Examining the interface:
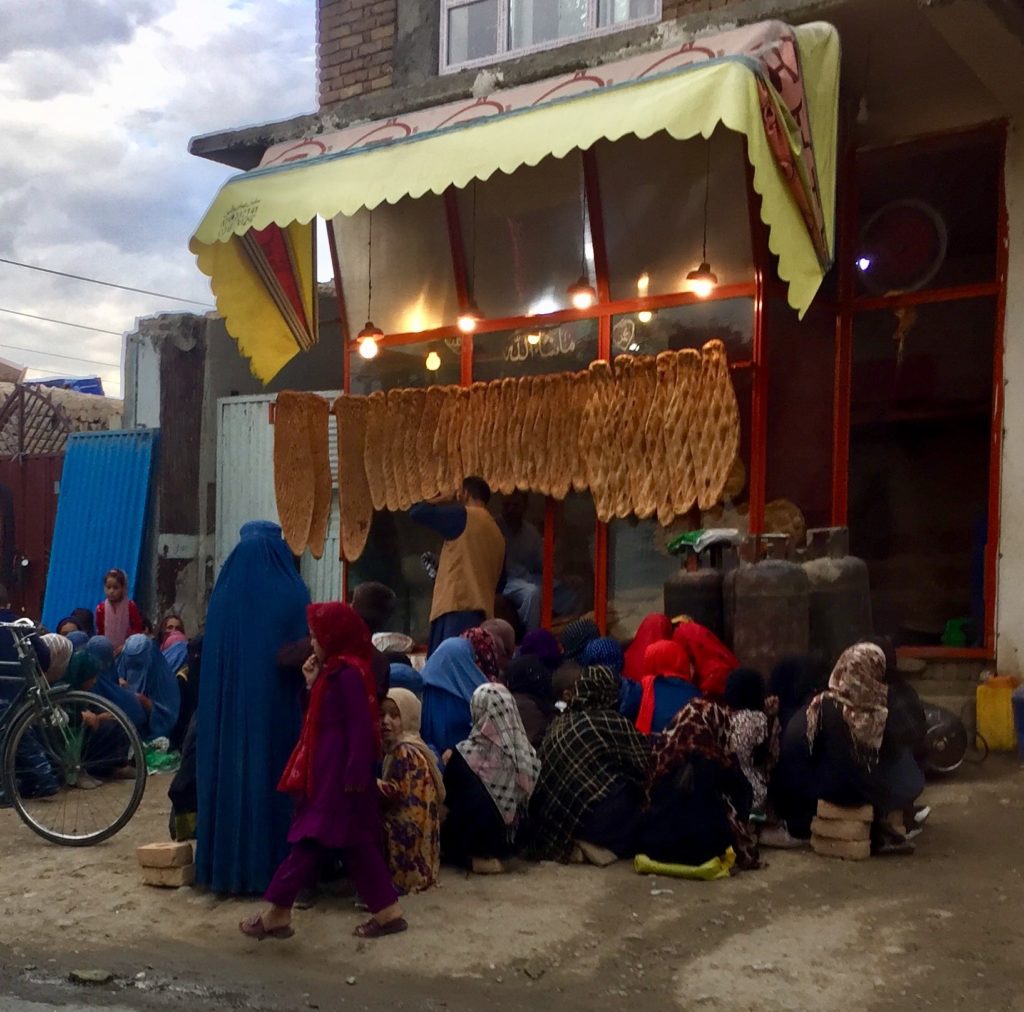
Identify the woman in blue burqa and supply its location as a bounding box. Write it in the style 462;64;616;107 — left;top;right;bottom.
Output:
196;521;310;895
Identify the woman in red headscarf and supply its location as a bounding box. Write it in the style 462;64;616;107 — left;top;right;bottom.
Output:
623;613;674;683
635;640;701;734
672;620;740;700
240;602;406;941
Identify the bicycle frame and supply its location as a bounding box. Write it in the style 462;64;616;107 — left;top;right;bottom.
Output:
0;621;68;743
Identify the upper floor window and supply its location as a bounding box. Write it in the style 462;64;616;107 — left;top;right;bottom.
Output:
441;0;661;73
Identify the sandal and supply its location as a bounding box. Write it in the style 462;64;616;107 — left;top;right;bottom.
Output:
353;916;408;939
239;914;295;941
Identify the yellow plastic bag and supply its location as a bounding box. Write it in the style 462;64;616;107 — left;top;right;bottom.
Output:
977;676;1020;752
634;847;736;881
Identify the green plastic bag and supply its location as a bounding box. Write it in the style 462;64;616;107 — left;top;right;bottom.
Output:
634;847;736;881
144;745;180;775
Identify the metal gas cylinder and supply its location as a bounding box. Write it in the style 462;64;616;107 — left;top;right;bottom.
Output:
724;535;810;677
663;537;736;641
802;527;873;669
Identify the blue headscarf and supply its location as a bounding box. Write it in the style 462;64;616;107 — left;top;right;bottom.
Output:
581;636;625;677
85;635;147;731
420;637;487;753
389;663;423;697
118;634;180;740
67;631;89;653
195;520;310;895
161;637;189;677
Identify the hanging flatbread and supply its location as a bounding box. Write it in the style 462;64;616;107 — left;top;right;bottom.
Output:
418;386;446;501
569;369;590;494
333;395;373;562
306;394;332;559
273;390;316;556
665;349;702;523
497;378;522;495
364;391;388;512
623;356;658;519
582;359;615;521
694;339;740;510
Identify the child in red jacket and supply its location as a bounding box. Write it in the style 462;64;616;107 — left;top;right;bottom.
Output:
95;568;144;652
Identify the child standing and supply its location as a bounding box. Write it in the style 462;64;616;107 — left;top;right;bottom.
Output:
95;569;144;652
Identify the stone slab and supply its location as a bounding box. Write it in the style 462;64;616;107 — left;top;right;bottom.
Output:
816;800;873;822
811;817;871;842
137;841;193;869
141;863;195;888
811;836;871;861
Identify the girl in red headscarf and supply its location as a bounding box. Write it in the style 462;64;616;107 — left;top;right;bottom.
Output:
623;613;674;683
634;640;701;734
240;602;406;941
672;620;740;700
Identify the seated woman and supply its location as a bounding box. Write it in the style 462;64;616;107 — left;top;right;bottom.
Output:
768;654;828;734
481;618;517;678
772;642;912;853
460;627;502;683
65;652;137;779
384;652;424;697
624;640;700;733
724;668;779;820
558;619;600;663
505;655;556;747
162;629;194;751
517;629;563;671
441;683;539;874
529;666;650;863
580;637;625;677
117;633;181;742
638;698;760;869
622;613;674;683
672;620;740;700
378;688;445;894
420;637;487;753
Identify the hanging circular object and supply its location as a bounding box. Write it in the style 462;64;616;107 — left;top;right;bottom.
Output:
457;301;481;334
526;332;542;346
425;350;441;371
858;199;947;295
357;320;382;359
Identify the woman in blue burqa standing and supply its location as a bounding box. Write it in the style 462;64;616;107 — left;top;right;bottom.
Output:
196;521;310;894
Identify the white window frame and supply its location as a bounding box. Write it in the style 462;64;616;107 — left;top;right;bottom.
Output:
439;0;662;75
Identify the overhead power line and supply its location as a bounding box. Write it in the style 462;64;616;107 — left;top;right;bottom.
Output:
0;306;122;336
0;343;119;369
0;256;214;308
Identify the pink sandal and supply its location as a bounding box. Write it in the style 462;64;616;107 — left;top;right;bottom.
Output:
353;916;408;939
239;914;295;941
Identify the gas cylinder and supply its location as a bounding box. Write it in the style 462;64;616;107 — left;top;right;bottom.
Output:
724;535;809;677
802;527;873;669
664;568;725;640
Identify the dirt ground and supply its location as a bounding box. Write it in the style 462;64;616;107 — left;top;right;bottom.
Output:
2;757;1023;1011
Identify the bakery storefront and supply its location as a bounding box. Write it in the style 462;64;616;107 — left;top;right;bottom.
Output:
190;18;1006;660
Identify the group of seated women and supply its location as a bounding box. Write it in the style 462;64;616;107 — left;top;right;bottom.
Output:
371;613;928;892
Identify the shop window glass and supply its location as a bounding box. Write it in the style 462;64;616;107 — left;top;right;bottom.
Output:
456;154;592;322
554;492;596;625
848;298;995;647
607;518;679;640
331;193;459;338
855;132;1001;296
349;511;439;640
472;319;598;382
596;129;754;302
349;338;462;395
510;0;587;49
611;298;753;361
765;297;836;531
446;0;501;65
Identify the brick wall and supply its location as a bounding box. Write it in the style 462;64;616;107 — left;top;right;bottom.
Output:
317;0;741;109
317;0;397;108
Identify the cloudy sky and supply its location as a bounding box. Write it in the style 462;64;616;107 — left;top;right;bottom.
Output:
0;0;317;397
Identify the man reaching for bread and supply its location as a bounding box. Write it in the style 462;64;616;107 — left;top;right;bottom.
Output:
411;476;506;656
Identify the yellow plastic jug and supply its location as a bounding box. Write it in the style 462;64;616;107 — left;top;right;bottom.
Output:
977;676;1020;751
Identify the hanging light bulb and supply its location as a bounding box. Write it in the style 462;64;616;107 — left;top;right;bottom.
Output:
357;210;382;359
357;320;382;359
425;350;441;371
457;301;481;334
686;262;719;299
638;310;653;324
526;331;542;346
567;275;597;310
687;139;719;300
637;272;650;294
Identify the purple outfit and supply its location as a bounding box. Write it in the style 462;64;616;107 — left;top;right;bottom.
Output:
264;662;397;913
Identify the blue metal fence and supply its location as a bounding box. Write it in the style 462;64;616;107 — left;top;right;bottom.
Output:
41;429;158;630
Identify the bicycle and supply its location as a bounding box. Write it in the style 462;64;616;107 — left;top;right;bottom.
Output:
0;619;147;845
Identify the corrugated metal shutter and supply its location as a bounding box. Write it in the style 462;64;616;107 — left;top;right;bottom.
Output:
216;393;342;601
42;429;157;628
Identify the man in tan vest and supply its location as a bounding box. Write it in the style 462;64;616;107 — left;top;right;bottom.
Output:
410;476;506;655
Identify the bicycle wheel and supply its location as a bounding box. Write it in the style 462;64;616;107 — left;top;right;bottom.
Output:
1;690;148;846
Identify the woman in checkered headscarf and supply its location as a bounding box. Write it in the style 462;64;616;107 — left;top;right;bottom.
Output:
441;682;539;872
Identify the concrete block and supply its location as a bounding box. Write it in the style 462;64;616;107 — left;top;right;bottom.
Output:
816;800;873;822
811;836;871;861
811;817;870;842
141;863;195;888
137;841;193;869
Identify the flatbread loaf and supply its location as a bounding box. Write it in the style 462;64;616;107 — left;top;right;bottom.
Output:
363;391;388;512
306;394;332;559
694;339;740;510
418;386;446;501
273;391;316;556
333;395;373;562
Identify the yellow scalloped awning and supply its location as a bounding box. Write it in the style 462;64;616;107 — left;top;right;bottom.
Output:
191;20;839;383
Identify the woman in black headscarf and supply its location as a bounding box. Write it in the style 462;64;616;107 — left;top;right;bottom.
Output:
505;655;556;748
